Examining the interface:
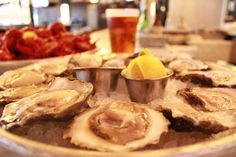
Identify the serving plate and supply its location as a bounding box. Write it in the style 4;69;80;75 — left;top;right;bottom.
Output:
0;49;235;157
0;68;235;157
0;126;236;157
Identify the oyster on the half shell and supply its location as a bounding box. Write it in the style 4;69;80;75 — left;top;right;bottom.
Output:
168;59;209;73
48;77;92;93
20;58;71;76
160;94;236;133
64;100;169;152
178;70;236;87
159;52;192;65
0;86;47;104
1;78;93;129
0;70;50;90
0;77;89;104
69;53;103;68
177;87;236;112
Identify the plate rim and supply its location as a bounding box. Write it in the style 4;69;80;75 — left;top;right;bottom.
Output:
0;126;236;157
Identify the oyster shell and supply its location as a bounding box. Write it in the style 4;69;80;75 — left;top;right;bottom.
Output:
1;79;93;129
70;53;103;68
20;57;71;76
64;100;169;152
70;52;127;69
0;70;50;90
177;88;236;112
168;59;209;73
178;70;236;87
48;77;92;93
160;95;236;133
0;86;47;104
159;52;192;65
0;77;89;104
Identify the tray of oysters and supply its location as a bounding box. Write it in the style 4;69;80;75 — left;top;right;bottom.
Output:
0;48;236;157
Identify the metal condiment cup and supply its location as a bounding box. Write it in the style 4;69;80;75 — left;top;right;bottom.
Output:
121;69;173;103
74;67;124;95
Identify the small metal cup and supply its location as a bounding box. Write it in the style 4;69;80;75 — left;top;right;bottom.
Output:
74;67;124;95
121;69;173;103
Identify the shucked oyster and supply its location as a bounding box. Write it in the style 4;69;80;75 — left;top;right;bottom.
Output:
48;77;91;92
160;96;236;133
0;77;89;104
178;70;236;87
70;53;103;68
20;57;71;76
1;78;93;129
0;70;50;90
168;59;209;73
0;86;47;104
159;52;192;65
177;87;236;112
64;100;169;152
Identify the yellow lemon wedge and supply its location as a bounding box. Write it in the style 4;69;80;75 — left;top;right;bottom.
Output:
123;54;167;79
139;48;153;56
123;48;167;79
137;55;167;79
22;31;38;40
125;58;143;79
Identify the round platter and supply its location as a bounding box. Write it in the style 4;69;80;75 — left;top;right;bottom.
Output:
0;50;235;157
0;127;236;157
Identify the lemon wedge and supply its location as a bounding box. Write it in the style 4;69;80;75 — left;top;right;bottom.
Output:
139;48;153;56
125;58;143;79
137;55;167;79
123;49;167;79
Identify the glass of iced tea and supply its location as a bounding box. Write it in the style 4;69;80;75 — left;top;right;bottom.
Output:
106;8;139;53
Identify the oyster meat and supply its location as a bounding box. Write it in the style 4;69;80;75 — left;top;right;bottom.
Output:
0;70;50;89
1;79;93;129
178;70;236;87
177;87;236;112
168;59;209;73
20;58;71;76
70;53;103;68
0;86;47;104
48;77;94;94
64;100;169;152
160;94;236;133
159;52;192;65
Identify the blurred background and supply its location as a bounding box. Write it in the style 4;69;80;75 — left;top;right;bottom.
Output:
0;0;235;30
1;0;236;64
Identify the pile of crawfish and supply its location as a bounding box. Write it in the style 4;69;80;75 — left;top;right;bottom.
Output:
0;22;96;61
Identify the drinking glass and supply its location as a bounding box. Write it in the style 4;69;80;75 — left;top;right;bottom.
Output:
106;9;139;53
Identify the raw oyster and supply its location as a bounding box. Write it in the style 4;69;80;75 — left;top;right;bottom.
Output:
1;79;93;129
49;77;93;94
0;70;50;90
160;96;236;133
64;100;169;152
0;77;89;104
70;52;127;68
0;86;47;104
159;52;192;65
168;59;209;73
177;88;236;112
20;57;71;76
178;70;236;87
70;53;103;68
